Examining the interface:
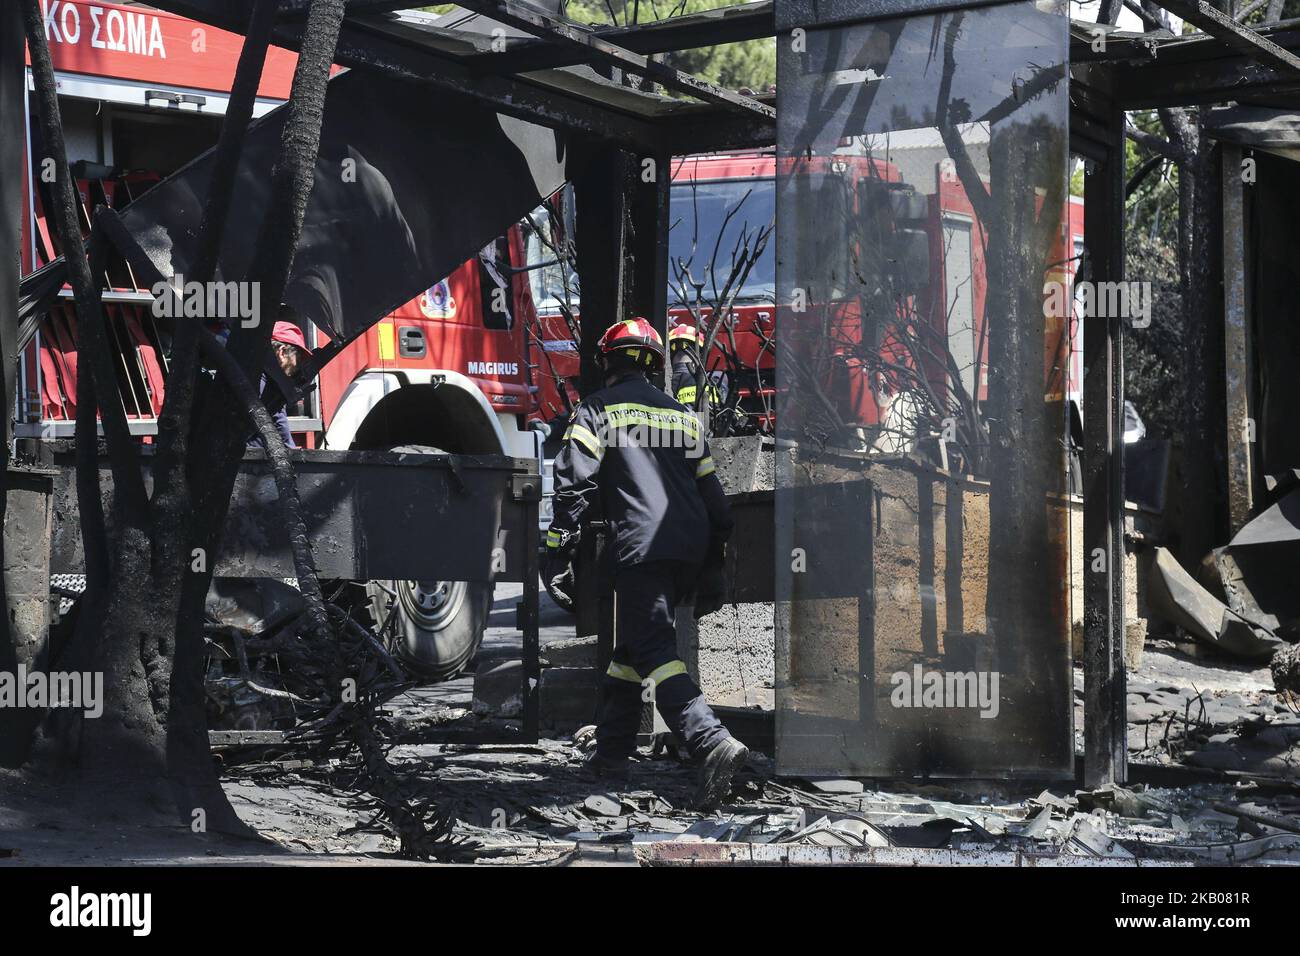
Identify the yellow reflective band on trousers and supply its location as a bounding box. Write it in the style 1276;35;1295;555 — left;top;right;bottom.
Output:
546;529;563;549
695;456;716;479
606;662;642;683
563;422;603;458
646;660;687;685
605;660;688;685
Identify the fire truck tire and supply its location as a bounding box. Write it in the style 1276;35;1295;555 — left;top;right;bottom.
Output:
365;445;490;681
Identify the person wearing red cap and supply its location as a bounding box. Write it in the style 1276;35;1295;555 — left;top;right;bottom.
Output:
250;318;312;449
271;319;310;378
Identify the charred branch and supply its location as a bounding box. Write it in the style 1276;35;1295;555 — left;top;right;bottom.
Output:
467;0;774;73
1151;0;1300;76
447;0;774;117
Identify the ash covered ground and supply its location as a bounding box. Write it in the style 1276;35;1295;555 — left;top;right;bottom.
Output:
2;585;1298;867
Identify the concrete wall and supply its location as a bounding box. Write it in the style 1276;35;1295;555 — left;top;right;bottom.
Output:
681;445;1154;720
1068;498;1153;669
0;467;55;765
3;468;54;672
677;436;775;708
679;600;775;709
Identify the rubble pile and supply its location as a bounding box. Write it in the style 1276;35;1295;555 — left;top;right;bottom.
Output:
199;585;1300;865
1070;641;1300;777
213;727;1300;866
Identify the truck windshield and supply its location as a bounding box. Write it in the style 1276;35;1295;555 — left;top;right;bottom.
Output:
669;178;776;303
521;202;580;314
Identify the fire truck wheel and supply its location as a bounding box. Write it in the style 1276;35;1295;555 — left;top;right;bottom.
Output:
364;445;490;681
366;578;490;681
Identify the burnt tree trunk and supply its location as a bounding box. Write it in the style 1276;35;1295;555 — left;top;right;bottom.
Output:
934;12;1066;678
16;0;345;835
165;0;348;830
1135;6;1228;568
20;0;168;819
154;0;283;831
0;0;23;766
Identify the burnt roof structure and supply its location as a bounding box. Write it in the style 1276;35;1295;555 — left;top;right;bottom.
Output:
142;1;777;154
140;1;1300;149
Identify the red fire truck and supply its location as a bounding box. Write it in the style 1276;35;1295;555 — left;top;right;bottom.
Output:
533;148;1085;452
18;1;557;678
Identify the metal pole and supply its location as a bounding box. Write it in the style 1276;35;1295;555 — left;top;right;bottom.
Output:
519;464;541;743
573;144;633;397
1082;105;1128;788
1221;143;1254;536
630;147;672;389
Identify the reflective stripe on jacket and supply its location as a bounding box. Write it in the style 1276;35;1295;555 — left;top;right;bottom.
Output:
671;355;723;408
548;372;733;567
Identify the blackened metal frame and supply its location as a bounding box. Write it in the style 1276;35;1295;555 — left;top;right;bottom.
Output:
47;446;543;743
144;0;776;155
1075;78;1129;787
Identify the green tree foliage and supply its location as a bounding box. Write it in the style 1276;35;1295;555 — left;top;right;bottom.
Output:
1126;111;1179;249
1123;109;1181;438
1238;0;1300;25
565;0;774;90
421;2;775;91
1124;235;1182;439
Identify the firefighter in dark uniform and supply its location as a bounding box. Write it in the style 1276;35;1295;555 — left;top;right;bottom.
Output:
668;322;723;412
544;317;747;809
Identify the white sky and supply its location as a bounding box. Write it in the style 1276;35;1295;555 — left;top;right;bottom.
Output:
1069;0;1184;33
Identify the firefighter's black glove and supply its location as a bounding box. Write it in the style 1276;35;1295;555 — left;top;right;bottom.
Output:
543;532;578;613
694;540;727;620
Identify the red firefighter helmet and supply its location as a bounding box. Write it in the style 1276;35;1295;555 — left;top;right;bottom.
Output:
598;317;665;369
668;322;703;350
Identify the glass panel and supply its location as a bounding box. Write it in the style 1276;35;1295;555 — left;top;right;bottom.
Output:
775;0;1073;778
521;191;581;315
669;178;778;302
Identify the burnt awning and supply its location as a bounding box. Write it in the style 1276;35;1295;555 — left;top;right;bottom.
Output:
1205;104;1300;161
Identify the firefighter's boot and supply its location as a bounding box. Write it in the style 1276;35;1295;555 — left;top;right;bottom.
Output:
651;674;730;757
694;736;749;810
